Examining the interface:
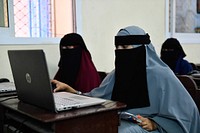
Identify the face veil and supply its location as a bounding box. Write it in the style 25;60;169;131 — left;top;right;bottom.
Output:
111;36;150;109
59;47;82;87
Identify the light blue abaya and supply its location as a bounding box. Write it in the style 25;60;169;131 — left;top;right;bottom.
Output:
85;26;200;133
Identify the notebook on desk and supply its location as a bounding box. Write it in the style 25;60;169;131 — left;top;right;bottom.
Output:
8;49;106;113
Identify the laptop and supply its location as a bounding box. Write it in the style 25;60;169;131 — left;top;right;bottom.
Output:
8;49;106;113
191;73;200;78
0;82;17;97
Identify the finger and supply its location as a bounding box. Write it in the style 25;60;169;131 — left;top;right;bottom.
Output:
53;86;62;92
53;88;58;92
51;79;58;84
139;116;146;121
141;125;151;131
137;115;142;118
142;124;148;129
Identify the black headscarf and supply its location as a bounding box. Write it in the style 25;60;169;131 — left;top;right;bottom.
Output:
160;38;186;71
58;33;86;87
54;33;101;92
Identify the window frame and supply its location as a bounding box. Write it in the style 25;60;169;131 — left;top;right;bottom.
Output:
166;0;200;44
0;0;81;45
0;0;14;38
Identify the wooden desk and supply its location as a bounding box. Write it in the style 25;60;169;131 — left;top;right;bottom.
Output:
0;97;126;133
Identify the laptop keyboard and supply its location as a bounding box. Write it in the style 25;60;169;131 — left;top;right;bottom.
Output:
0;82;16;92
54;95;80;106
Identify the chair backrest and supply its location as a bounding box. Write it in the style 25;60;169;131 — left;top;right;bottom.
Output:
97;71;107;82
176;75;200;111
192;77;200;89
190;62;198;70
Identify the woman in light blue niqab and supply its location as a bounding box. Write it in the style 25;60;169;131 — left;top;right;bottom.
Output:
86;26;200;132
53;26;200;132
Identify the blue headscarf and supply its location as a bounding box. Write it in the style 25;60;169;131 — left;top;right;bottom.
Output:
85;26;200;132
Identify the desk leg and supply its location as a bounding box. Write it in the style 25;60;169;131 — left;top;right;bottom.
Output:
0;106;5;133
54;110;119;133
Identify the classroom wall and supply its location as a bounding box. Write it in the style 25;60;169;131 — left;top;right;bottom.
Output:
80;0;200;72
80;0;166;72
0;44;59;81
0;0;200;82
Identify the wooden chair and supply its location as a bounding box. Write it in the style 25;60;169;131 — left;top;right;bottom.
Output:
176;75;200;111
192;77;200;89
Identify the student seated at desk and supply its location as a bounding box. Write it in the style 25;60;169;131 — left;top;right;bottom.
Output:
160;38;193;75
54;33;101;93
52;26;200;132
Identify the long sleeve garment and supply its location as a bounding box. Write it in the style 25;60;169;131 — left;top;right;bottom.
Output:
85;43;200;133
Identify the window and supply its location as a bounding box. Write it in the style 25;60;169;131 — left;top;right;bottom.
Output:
166;0;200;43
0;0;78;44
14;0;54;37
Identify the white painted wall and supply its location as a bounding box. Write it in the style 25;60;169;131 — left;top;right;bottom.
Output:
0;0;200;82
80;0;166;72
0;44;60;81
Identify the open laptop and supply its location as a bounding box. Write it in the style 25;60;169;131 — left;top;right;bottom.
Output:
8;49;106;113
0;82;17;97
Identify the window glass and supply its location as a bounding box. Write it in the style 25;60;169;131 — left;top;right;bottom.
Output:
175;0;200;33
13;0;75;37
167;0;200;43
